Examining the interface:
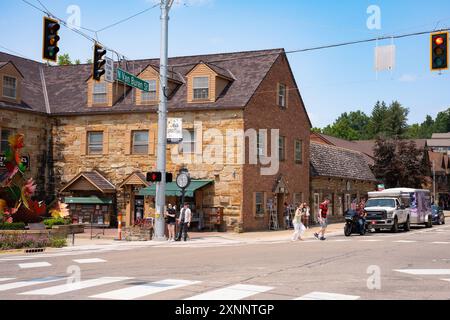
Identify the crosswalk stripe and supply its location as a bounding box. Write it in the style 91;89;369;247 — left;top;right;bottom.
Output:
295;292;360;300
19;277;132;296
73;258;107;264
91;279;200;300
395;269;450;275
0;278;15;282
360;239;383;242
0;277;65;292
394;240;417;243
432;242;450;244
18;262;52;269
442;279;450;282
185;284;274;301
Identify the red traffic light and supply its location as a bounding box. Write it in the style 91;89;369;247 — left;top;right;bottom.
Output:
435;37;444;46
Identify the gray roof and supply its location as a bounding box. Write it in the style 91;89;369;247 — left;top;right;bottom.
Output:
431;133;450;139
427;139;450;147
1;49;284;115
310;142;377;182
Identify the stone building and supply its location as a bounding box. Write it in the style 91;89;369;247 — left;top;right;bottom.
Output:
0;49;311;232
309;142;378;222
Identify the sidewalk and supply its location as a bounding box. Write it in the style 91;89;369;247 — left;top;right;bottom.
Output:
69;223;345;247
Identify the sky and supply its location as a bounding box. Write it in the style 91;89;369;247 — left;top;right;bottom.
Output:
1;0;450;128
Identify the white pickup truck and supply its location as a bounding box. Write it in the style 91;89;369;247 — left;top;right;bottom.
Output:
365;188;433;233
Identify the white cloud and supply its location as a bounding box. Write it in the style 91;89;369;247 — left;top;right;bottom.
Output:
398;74;418;82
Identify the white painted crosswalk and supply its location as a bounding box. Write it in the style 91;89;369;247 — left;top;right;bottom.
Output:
0;278;15;282
73;258;107;264
18;262;52;269
19;277;132;296
395;269;450;275
91;279;200;300
295;292;360;300
185;284;274;301
0;277;65;292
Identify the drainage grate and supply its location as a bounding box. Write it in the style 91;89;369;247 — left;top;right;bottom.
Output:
25;248;45;254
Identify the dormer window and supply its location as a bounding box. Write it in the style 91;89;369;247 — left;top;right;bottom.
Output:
193;76;209;100
93;82;107;104
2;76;17;99
141;80;157;103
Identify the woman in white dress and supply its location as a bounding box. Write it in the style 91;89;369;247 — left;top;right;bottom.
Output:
292;204;306;241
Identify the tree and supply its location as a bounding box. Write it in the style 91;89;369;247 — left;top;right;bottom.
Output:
58;53;72;66
372;138;400;188
321;111;370;141
386;101;409;138
433;108;450;133
74;59;81;65
367;101;389;139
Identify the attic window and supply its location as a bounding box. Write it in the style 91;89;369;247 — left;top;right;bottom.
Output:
2;76;17;99
278;83;286;108
193;76;209;100
93;82;107;104
142;80;157;103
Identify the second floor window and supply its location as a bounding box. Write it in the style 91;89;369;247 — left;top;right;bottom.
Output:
0;128;14;152
3;76;17;99
257;131;266;157
132;130;149;154
278;83;286;108
181;129;196;154
255;192;265;216
87;131;103;155
141;80;157;103
279;136;286;161
193;77;209;100
93;83;107;104
295;140;303;164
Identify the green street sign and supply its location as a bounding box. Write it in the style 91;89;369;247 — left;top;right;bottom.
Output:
117;68;149;92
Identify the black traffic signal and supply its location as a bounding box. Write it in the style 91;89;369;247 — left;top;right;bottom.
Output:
42;17;60;62
93;43;107;81
146;172;173;183
431;32;448;71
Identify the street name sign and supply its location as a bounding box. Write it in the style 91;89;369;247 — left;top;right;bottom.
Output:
117;68;149;92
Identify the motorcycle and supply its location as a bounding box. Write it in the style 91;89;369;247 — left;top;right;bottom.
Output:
344;210;369;236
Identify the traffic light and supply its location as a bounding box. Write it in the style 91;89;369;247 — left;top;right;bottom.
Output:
42;17;60;62
431;32;448;71
93;43;107;81
146;172;173;183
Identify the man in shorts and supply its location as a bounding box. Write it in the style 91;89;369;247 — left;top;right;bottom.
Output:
315;198;330;241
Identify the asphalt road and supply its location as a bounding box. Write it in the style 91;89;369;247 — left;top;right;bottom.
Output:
1;223;450;300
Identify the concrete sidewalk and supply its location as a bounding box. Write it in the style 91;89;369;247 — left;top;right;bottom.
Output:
69;223;345;247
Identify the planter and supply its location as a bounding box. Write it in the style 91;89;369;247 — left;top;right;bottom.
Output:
52;224;85;236
123;226;153;241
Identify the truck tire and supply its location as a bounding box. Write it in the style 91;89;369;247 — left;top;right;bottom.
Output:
391;217;399;233
425;215;433;228
403;216;411;232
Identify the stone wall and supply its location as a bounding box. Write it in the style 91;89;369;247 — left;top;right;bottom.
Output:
53;109;245;228
0;109;52;199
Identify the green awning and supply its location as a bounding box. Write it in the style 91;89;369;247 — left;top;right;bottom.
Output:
64;196;113;205
139;180;213;198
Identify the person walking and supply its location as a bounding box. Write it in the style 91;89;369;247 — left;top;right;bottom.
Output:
302;203;311;229
176;203;192;242
292;204;306;241
165;204;176;242
315;198;330;241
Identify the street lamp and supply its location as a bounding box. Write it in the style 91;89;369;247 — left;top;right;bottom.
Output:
432;160;436;205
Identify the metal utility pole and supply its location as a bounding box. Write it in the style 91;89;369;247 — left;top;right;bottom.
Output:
154;0;174;241
432;160;436;205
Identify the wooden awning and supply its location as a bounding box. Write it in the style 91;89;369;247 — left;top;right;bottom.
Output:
118;171;150;189
60;170;116;194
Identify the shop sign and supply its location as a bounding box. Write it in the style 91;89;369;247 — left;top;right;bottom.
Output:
167;118;183;144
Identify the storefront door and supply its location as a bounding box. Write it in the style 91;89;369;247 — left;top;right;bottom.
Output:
134;196;145;222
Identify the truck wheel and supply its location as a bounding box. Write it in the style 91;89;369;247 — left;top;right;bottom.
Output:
391;217;399;233
426;215;433;228
403;217;411;232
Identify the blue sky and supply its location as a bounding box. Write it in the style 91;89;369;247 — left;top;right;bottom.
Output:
1;0;450;128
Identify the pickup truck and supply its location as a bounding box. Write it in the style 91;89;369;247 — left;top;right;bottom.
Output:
364;197;410;233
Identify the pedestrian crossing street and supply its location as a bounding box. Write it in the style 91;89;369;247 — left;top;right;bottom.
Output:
1;268;450;300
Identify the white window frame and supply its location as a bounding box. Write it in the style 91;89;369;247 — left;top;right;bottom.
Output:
93;82;107;104
141;80;157;103
181;129;196;154
278;83;286;108
87;131;103;155
2;76;17;99
193;76;209;100
132;130;149;155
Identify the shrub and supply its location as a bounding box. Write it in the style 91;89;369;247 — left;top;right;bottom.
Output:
50;237;67;248
43;218;71;229
0;233;51;250
0;222;26;230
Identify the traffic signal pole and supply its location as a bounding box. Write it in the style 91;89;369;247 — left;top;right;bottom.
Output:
154;0;174;241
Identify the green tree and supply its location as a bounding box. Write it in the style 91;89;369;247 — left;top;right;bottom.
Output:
74;59;81;65
321;111;370;141
367;101;389;139
86;58;93;64
433;108;450;133
386;101;409;138
373;138;400;188
58;53;72;66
